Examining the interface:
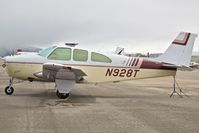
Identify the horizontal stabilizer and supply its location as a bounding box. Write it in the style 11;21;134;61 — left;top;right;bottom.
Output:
161;64;193;71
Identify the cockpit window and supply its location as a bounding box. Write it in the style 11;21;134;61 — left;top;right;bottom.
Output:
38;46;56;57
48;48;71;60
91;52;112;63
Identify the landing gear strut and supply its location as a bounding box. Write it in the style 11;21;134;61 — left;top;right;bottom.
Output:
5;78;14;95
56;90;70;99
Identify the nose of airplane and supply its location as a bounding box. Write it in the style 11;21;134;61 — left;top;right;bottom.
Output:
1;57;7;68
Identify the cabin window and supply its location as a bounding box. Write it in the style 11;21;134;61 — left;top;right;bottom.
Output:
48;48;71;60
73;49;88;61
91;52;112;63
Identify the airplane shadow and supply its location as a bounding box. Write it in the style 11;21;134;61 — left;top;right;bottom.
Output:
13;89;155;104
13;90;97;105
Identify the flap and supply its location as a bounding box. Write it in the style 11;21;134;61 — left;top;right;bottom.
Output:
34;63;87;82
43;63;86;76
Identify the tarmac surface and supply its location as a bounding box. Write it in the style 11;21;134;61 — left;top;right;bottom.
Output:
0;65;199;133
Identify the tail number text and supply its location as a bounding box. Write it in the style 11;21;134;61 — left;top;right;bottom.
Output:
105;68;140;77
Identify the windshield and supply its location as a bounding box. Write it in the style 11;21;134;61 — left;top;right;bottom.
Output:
38;46;56;57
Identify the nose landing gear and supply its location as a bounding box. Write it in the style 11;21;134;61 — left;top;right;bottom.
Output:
4;78;14;95
5;86;14;95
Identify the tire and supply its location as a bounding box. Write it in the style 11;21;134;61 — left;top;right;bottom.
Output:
2;64;6;68
56;91;70;99
5;86;14;95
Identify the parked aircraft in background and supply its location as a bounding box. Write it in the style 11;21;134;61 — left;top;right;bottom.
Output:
0;32;197;99
0;47;41;57
190;62;199;68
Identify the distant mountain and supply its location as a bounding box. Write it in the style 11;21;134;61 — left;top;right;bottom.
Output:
0;46;41;57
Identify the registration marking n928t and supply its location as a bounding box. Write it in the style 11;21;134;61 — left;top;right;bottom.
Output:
105;68;140;77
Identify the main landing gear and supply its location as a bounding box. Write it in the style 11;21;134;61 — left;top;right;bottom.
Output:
56;90;70;99
5;78;14;95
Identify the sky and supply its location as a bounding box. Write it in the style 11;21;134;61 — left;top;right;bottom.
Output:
0;0;199;53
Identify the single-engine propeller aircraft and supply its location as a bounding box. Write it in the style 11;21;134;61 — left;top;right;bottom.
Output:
0;32;198;99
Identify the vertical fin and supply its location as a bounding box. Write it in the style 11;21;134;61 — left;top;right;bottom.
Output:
157;32;198;66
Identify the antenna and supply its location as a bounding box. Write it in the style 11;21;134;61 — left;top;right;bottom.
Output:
65;43;78;47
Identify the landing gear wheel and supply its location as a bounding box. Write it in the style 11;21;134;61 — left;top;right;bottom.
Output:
5;86;14;95
2;64;6;68
56;91;70;99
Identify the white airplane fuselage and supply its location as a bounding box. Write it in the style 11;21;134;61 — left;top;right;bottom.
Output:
4;46;176;84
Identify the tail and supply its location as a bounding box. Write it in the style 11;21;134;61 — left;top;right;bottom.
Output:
156;32;198;67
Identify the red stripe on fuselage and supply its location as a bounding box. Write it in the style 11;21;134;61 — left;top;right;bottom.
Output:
134;58;139;66
131;58;136;66
140;59;177;70
172;33;190;46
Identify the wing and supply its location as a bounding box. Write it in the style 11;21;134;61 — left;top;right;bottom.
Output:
34;63;87;93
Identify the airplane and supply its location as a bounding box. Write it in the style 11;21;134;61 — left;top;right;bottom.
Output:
0;47;41;57
16;51;38;55
0;32;198;99
190;62;199;68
